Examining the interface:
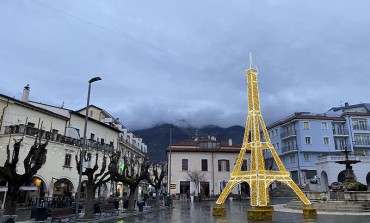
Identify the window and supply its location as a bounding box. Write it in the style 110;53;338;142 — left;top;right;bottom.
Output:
86;152;92;161
89;110;93;117
304;154;311;162
275;142;280;150
305;136;311;145
289;155;295;163
218;160;230;171
201;159;208;171
303;122;310;129
335;138;346;151
64;153;72;167
321;122;328;130
241;159;248;171
182;159;188;171
275;129;278;136
323;137;329;145
90;133;95;140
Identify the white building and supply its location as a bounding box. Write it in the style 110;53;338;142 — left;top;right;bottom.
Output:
166;137;251;198
0;85;148;207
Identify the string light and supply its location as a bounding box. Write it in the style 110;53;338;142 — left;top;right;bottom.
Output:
216;56;311;207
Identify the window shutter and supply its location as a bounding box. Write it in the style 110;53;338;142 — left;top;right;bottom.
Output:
226;160;230;171
218;160;221;171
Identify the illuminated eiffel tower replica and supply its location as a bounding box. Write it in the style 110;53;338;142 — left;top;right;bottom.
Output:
213;54;316;220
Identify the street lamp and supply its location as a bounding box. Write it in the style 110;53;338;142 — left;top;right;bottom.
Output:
168;125;173;195
75;76;101;222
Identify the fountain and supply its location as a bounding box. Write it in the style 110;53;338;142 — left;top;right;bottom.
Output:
334;147;367;191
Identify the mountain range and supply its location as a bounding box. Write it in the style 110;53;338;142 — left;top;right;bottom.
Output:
133;124;245;162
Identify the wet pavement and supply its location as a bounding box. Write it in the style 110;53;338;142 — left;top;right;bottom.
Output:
7;198;370;222
112;199;370;223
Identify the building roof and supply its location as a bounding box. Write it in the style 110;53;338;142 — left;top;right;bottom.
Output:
70;111;121;133
0;93;69;120
166;147;244;153
267;112;345;129
329;103;370;112
166;137;246;153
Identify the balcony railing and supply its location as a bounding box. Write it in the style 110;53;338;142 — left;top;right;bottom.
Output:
3;124;114;153
352;124;370;131
317;154;370;163
280;129;297;139
332;129;349;136
281;145;297;153
119;137;147;154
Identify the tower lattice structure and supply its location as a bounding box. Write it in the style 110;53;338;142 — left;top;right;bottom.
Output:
216;55;311;207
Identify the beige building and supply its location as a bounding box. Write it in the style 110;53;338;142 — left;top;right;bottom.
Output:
0;86;148;207
166;137;251;198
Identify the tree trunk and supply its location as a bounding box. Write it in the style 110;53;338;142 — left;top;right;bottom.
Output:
127;186;137;211
4;183;20;215
83;183;95;219
155;188;160;208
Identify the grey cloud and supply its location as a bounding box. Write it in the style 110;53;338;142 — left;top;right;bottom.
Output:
1;0;370;130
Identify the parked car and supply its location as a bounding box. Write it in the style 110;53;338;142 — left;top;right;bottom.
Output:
310;175;319;184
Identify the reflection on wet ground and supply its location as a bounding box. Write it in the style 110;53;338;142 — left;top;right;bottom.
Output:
113;199;369;223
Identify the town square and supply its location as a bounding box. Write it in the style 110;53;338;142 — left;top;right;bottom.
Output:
1;0;370;222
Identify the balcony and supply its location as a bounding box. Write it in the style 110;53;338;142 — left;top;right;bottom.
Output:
119;137;147;155
332;129;349;136
352;124;370;131
282;145;297;153
317;154;370;164
3;124;114;153
280;129;297;140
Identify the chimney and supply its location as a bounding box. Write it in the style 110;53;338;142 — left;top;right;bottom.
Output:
22;84;30;102
229;139;233;146
344;102;349;107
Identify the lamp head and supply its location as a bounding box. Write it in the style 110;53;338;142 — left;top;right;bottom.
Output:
89;77;102;83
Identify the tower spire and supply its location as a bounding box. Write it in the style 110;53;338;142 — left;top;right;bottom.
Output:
249;52;253;69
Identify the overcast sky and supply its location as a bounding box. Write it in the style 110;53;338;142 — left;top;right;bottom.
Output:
1;0;370;130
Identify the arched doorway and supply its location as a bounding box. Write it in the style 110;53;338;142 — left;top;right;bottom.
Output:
31;177;46;197
240;182;250;196
366;172;370;186
26;176;47;206
320;171;329;191
53;178;74;198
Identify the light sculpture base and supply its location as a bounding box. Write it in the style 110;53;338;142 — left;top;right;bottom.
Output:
303;206;317;218
247;206;273;221
212;205;226;216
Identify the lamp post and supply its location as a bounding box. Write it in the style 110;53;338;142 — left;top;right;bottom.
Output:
168;125;173;195
75;76;101;222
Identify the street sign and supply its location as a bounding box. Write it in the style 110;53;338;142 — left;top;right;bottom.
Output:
170;184;176;189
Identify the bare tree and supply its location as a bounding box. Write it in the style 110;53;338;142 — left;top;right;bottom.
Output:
111;153;150;211
75;149;117;219
0;130;48;215
147;162;166;208
186;169;205;196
